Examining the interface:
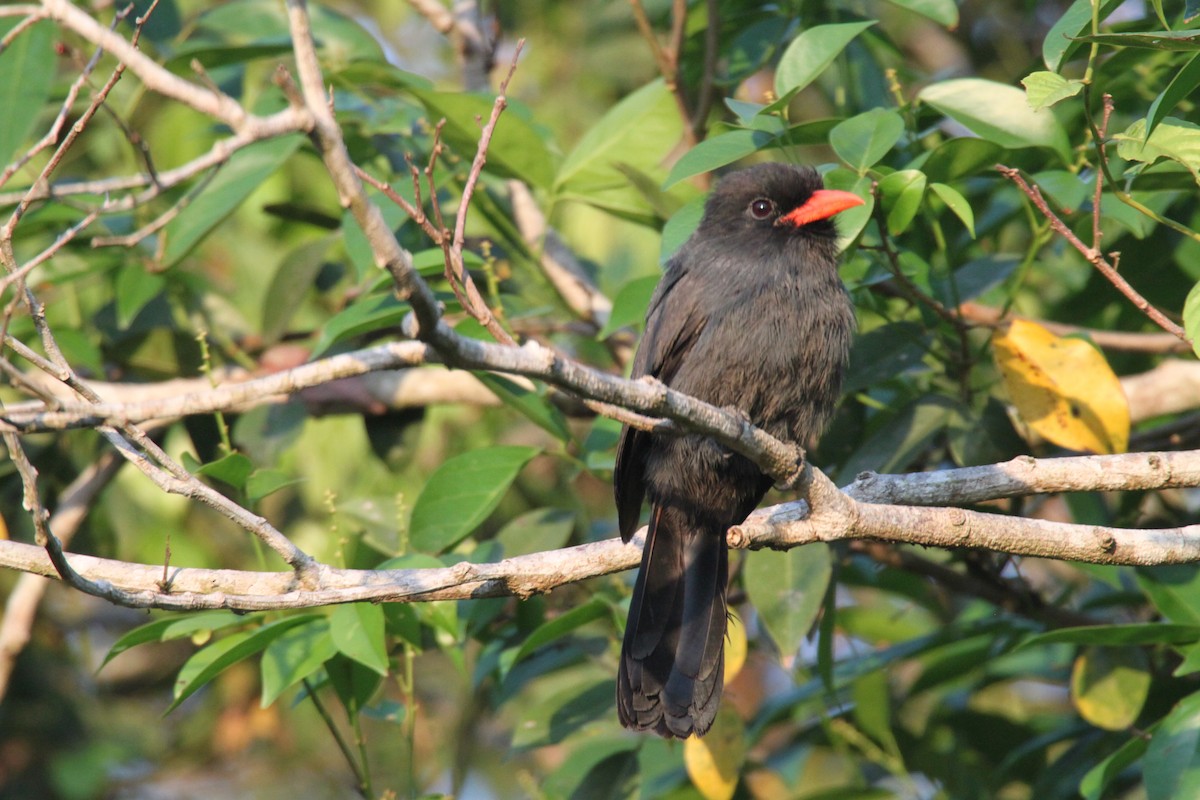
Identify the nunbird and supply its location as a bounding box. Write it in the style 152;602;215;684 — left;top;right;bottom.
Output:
613;163;862;738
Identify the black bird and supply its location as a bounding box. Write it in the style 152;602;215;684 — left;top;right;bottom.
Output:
613;163;862;738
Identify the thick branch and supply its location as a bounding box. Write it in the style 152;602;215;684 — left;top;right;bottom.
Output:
3;451;1198;610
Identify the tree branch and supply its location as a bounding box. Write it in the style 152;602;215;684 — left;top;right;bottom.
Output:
3;451;1199;611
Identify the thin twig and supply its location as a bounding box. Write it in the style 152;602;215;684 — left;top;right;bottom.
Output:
997;164;1190;345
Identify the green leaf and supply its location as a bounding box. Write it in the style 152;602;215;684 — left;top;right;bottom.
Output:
844;322;932;394
473;373;572;443
919;78;1071;163
163;135;304;266
1021;70;1085;110
839;396;958;478
878;169;927;235
115;264;167;330
1030;170;1090;211
882;0;958;26
507;599;609;671
745;543;832;659
512;677;611;749
919;138;1004;182
494;507;575;559
1146;55;1200;141
1115;117;1200;186
1075;31;1200;51
309;291;408;358
544;738;641;799
409;445;540;553
660;198;705;262
325;653;384;718
410;89;555;188
1080;730;1151;800
1138;565;1200;625
555;80;684;225
929;182;976;236
0;20;54;169
1184;281;1200;359
246;468;303;502
598;274;659;339
261;237;334;344
330;603;389;675
260;618;336;706
168;616;318;713
101;611;249;669
1021;623;1200;648
831;108;906;173
192;452;255;491
663;129;777;188
1146;691;1200;800
1043;0;1128;71
774;21;877;100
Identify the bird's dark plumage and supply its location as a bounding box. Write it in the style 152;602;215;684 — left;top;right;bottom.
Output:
614;163;859;738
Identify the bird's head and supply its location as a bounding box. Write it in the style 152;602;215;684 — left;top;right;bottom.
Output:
701;163;864;241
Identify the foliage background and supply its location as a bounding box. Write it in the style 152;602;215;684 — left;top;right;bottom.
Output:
1;0;1200;798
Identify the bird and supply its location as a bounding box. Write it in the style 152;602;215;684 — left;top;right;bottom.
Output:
613;163;862;738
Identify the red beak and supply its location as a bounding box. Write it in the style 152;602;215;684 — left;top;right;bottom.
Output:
778;189;865;227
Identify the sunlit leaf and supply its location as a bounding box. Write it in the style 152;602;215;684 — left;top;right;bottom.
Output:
1071;646;1151;730
929;182;975;236
664;129;776;188
774;21;877;99
1115;117;1200;186
260;618;336;706
329;603;389;675
919;78;1071;163
162;135;304;266
683;707;746;800
877;169;926;235
555;80;685;225
168;616;319;712
831;108;905;173
101;611;250;669
1021;70;1085;110
1185;281;1200;358
993;320;1130;454
599;274;658;339
409;445;540;553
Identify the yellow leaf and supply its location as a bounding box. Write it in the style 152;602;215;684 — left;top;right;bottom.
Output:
684;707;746;800
993;319;1129;454
1071;646;1151;730
724;609;747;686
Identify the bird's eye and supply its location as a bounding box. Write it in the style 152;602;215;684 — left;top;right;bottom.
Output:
748;198;774;219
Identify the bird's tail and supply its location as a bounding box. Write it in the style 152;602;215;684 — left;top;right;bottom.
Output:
617;503;728;738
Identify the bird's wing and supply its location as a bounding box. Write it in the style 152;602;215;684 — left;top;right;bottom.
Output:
613;266;708;542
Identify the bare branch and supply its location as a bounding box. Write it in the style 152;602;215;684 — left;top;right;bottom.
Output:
997;164;1189;345
3;451;1200;611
